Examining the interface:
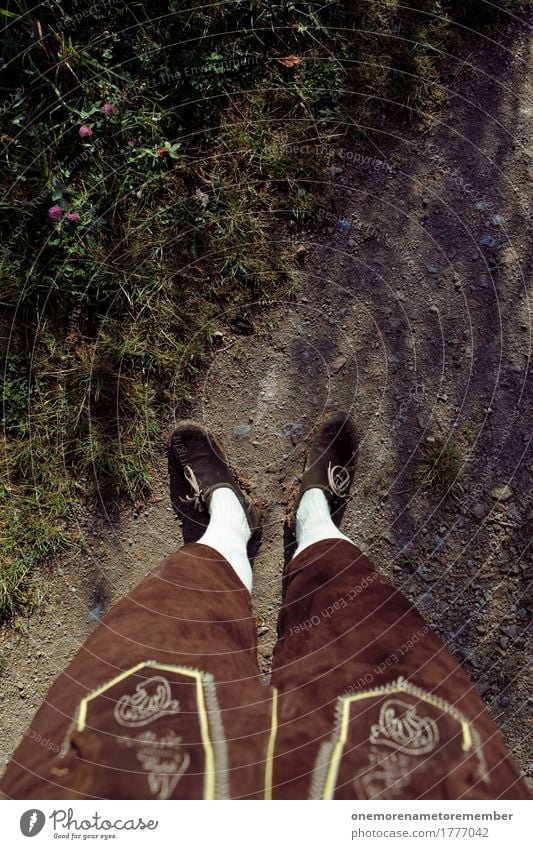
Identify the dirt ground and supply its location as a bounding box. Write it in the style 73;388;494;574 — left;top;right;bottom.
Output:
1;24;531;780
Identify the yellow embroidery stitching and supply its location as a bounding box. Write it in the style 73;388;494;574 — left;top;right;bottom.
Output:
264;688;278;800
320;676;473;800
76;661;217;800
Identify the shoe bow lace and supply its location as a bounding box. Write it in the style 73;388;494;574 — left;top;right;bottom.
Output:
327;462;351;498
179;465;205;511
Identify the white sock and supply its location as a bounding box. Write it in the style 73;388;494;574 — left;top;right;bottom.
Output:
197;487;253;591
293;488;351;558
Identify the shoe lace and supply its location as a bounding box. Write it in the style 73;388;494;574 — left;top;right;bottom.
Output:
179;465;205;511
327;462;351;499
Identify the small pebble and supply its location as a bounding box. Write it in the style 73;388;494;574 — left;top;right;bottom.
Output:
87;604;103;623
330;355;347;374
490;483;513;501
337;218;351;234
233;424;252;438
472;503;486;520
281;422;304;437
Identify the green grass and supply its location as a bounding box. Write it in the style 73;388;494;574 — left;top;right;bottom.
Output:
0;0;527;617
417;436;466;496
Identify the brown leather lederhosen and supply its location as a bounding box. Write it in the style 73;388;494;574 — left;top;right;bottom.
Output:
0;540;530;800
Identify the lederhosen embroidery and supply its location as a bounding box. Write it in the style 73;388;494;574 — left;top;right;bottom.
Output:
67;661;230;799
309;675;489;800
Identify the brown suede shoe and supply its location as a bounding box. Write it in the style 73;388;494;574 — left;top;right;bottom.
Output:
168;420;262;536
289;410;358;528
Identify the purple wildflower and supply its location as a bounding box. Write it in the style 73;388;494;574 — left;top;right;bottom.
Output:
79;125;93;139
127;139;135;147
67;211;81;223
101;103;116;118
48;205;63;222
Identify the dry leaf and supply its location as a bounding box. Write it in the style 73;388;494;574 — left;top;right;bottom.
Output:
275;55;302;68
